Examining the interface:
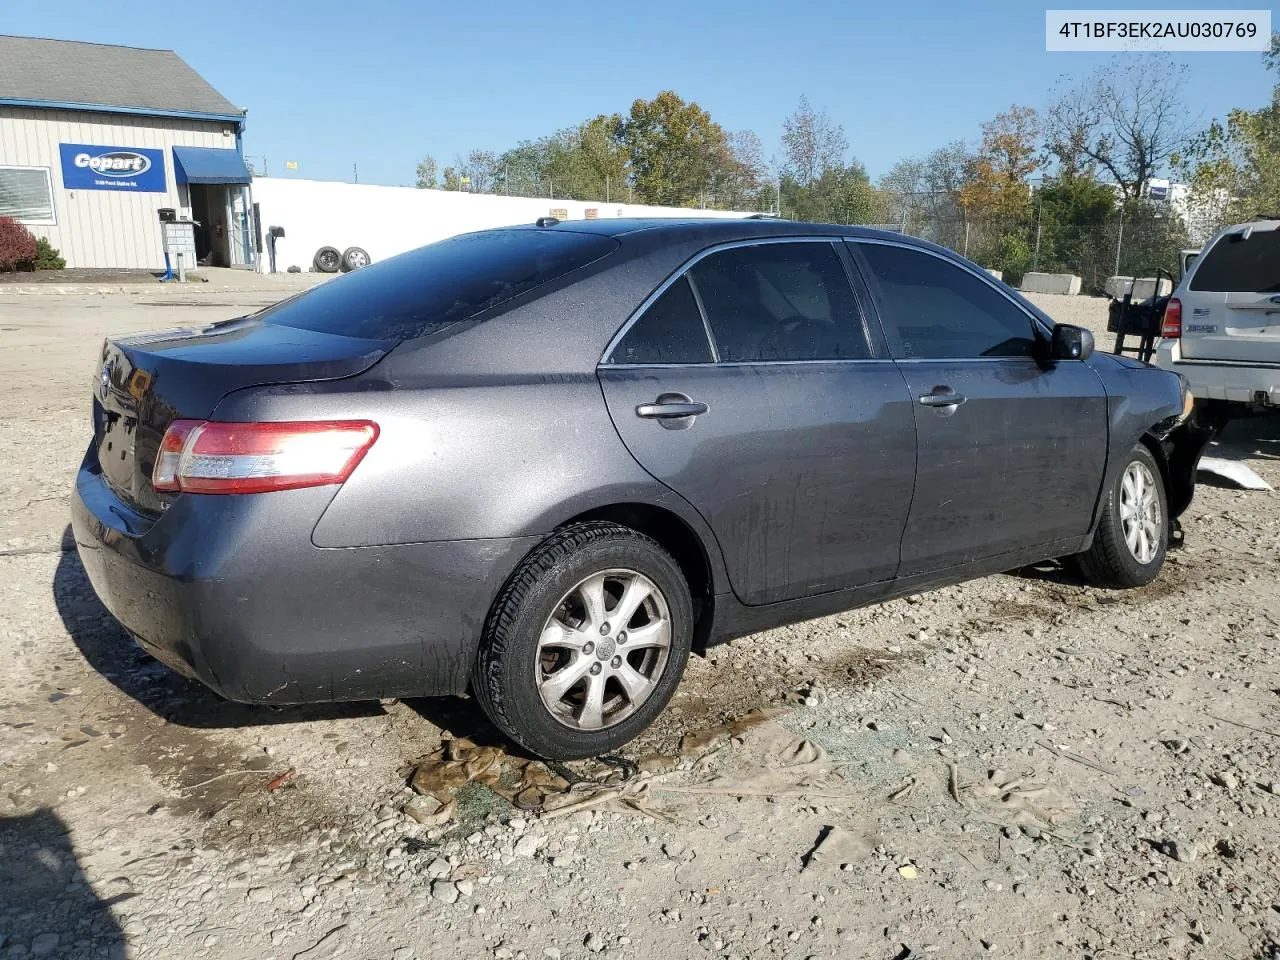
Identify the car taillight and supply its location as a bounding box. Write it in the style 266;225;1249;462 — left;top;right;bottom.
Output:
1162;297;1182;338
151;420;379;495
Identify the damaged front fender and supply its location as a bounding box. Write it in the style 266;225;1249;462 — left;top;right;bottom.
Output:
1156;414;1215;520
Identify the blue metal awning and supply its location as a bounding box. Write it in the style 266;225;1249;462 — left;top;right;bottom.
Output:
172;146;251;185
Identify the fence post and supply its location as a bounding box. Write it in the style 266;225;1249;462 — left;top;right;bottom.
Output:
1114;207;1124;276
1032;198;1042;271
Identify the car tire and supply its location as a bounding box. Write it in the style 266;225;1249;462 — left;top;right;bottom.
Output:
472;521;693;760
340;246;371;272
312;246;341;273
1074;443;1168;588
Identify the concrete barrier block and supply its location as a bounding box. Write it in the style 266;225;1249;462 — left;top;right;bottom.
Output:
1020;272;1082;296
985;269;1003;281
1104;275;1173;301
1105;276;1134;300
1131;277;1173;300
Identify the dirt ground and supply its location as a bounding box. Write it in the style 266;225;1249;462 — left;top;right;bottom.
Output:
1;290;1278;960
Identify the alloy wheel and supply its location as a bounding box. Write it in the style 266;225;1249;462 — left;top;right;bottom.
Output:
1119;460;1162;564
535;568;672;731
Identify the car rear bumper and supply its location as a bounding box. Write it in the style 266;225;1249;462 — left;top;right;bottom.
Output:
71;465;538;703
1155;339;1280;406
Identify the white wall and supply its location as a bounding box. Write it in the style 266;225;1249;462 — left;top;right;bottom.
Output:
0;106;238;269
252;178;754;273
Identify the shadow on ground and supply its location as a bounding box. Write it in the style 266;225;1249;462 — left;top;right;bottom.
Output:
1195;411;1280;490
0;808;126;958
403;696;518;752
53;534;383;730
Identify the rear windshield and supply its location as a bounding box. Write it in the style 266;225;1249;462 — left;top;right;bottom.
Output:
257;229;618;340
1189;229;1280;293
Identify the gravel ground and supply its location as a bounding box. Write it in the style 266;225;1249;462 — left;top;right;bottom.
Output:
1;291;1278;960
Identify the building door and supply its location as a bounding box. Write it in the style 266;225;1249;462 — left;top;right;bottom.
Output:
188;184;231;267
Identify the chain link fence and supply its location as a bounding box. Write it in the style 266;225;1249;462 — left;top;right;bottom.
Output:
435;175;1232;295
847;206;1229;294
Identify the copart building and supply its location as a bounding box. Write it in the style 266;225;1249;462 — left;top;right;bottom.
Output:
0;35;255;270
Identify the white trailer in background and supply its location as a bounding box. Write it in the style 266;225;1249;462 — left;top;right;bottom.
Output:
250;177;753;274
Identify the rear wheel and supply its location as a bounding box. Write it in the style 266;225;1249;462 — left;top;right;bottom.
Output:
472;522;692;760
1074;443;1168;588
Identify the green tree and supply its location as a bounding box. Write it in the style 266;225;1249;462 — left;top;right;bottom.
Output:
1034;172;1118;285
780;96;848;188
457;150;499;193
415;155;438;189
782;161;884;224
441;166;462;191
1181;33;1280;230
616;91;731;206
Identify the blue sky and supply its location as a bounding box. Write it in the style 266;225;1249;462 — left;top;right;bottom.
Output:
6;0;1276;186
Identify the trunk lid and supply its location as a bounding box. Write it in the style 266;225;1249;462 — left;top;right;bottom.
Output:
1178;223;1280;362
91;316;391;515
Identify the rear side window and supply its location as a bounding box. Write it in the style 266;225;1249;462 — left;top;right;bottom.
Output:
689;242;869;361
1189;230;1280;292
257;229;618;341
611;276;713;363
857;242;1038;360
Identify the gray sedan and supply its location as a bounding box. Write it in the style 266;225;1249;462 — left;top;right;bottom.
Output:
72;218;1207;759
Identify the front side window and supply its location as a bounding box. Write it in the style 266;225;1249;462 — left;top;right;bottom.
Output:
688;242;869;362
0;166;55;224
856;242;1039;360
610;276;713;363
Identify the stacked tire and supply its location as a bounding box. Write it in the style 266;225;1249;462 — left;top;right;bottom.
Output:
312;246;371;273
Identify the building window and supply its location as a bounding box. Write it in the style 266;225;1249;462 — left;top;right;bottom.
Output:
0;166;56;225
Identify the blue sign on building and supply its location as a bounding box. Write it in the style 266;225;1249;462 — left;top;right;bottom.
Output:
59;143;167;192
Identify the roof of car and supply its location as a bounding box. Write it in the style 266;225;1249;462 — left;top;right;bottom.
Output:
530;217;914;243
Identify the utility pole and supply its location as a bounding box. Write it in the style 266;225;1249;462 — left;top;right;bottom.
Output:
606;174;610;203
353;163;358;184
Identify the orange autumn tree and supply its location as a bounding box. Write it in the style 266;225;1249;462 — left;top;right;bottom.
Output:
959;105;1040;220
959;105;1040;281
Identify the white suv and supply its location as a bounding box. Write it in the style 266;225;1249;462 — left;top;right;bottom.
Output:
1156;217;1280;424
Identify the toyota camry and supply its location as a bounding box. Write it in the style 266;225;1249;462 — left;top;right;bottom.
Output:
73;218;1207;759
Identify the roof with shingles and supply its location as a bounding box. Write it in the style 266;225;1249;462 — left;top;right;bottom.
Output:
0;35;243;119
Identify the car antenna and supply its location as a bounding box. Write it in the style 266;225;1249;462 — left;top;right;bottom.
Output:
535;216;560;227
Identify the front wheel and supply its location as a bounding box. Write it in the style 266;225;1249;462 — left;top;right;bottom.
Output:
472;522;693;760
1074;443;1168;588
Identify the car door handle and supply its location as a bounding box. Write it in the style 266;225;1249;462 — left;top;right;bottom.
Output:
636;398;709;419
918;389;966;408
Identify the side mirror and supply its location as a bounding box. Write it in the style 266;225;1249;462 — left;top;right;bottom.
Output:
1051;323;1094;361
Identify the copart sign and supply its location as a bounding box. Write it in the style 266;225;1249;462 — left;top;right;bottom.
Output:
59;143;166;192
